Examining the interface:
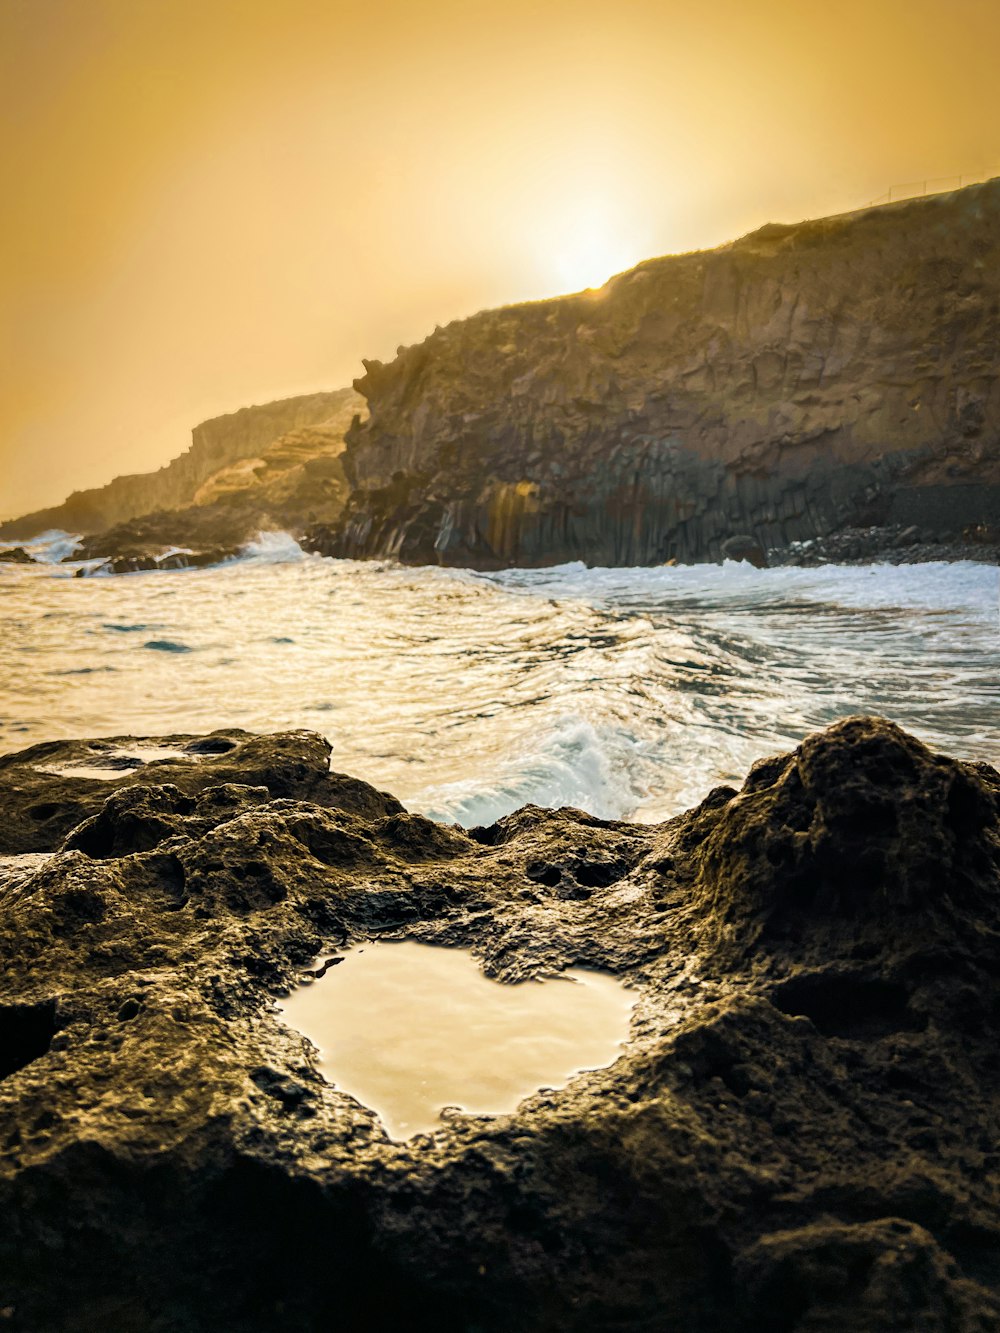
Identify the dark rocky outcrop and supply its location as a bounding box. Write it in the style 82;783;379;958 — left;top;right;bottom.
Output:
307;179;1000;568
1;716;998;1330
0;729;402;854
0;389;363;558
769;521;1000;567
71;538;237;576
0;547;37;564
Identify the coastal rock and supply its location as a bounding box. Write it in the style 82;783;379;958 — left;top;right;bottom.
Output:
0;388;363;551
0;547;36;564
0;716;998;1329
721;534;768;567
308;180;1000;568
0;729;402;854
71;414;360;572
768;521;1000;567
72;540;239;576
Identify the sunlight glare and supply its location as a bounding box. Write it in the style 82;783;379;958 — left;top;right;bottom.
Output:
549;209;643;294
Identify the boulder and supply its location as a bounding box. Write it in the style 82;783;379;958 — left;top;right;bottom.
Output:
721;534;768;567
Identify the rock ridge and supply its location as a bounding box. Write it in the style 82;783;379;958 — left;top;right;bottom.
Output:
309;180;1000;568
1;716;998;1329
0;388;363;547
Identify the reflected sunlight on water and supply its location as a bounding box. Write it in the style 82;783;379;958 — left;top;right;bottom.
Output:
279;941;635;1140
1;546;997;825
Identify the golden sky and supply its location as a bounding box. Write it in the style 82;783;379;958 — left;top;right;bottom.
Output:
2;0;998;518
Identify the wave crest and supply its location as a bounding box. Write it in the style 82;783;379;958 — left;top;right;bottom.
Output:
412;716;650;828
236;531;307;564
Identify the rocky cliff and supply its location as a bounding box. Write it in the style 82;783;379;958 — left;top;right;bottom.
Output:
1;717;998;1329
0;388;362;542
71;412;362;571
311;179;1000;567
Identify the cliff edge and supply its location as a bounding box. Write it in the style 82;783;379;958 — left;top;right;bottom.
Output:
312;180;1000;567
0;388;363;543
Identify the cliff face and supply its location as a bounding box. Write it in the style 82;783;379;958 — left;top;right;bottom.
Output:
72;414;359;568
316;180;1000;567
1;388;362;540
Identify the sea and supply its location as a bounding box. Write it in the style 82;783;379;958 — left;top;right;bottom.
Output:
2;530;997;827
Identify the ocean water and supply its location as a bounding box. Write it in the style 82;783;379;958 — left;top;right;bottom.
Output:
1;531;997;826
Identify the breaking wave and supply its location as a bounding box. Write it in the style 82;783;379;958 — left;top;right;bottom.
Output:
0;529;81;564
236;531;307;564
0;553;996;824
413;715;652;827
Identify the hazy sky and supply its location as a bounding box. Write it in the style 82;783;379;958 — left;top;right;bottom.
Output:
2;0;998;518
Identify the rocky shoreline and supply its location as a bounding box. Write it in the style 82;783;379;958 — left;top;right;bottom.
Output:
765;523;999;568
1;717;998;1330
3;517;997;577
5;183;1000;578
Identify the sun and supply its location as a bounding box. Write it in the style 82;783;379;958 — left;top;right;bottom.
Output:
551;215;638;293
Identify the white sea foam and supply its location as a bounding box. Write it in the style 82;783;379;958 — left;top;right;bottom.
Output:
0;529;81;564
0;852;53;888
236;531;307;564
1;555;996;824
413;715;651;827
476;558;999;620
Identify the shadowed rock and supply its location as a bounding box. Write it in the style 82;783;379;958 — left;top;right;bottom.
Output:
0;717;997;1330
678;716;1000;964
308;180;1000;569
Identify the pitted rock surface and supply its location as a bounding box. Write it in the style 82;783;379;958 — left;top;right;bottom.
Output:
0;729;402;854
0;717;998;1331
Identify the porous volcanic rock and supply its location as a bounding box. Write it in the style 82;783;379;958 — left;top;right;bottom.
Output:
309;180;1000;568
0;729;402;854
0;717;998;1331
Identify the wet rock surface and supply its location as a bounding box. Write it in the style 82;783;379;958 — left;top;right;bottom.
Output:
309;180;1000;569
72;533;240;576
1;716;998;1330
0;730;402;855
767;522;1000;567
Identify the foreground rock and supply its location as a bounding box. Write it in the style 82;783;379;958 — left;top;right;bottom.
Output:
1;717;998;1330
0;729;401;854
309;179;1000;569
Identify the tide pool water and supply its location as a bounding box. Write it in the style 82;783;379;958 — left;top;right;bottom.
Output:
0;533;997;825
278;942;635;1139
